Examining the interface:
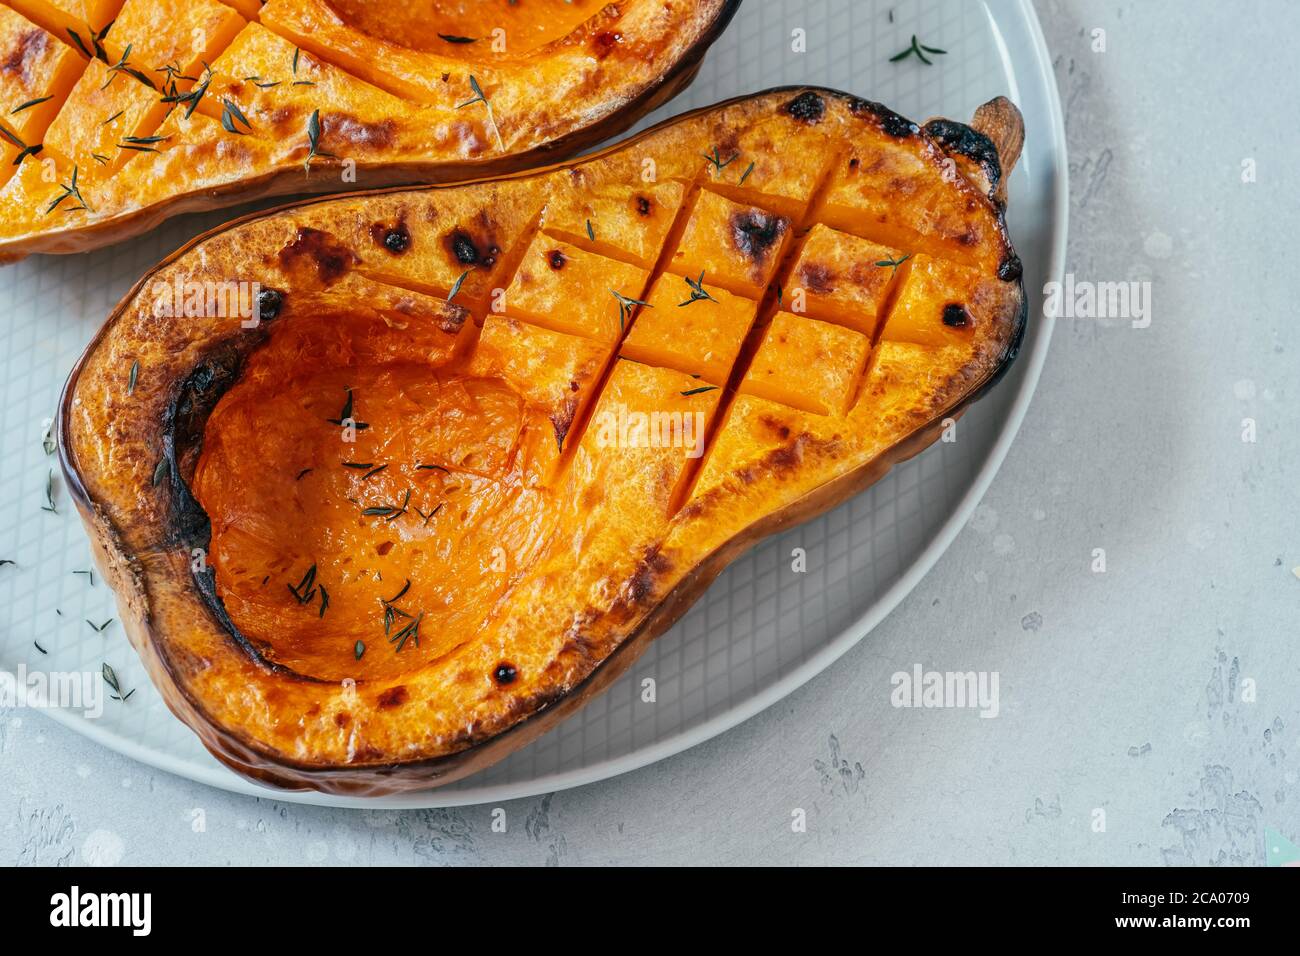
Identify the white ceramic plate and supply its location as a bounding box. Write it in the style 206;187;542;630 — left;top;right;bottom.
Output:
0;0;1066;808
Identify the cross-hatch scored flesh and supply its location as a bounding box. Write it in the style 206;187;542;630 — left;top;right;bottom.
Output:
62;87;1026;794
0;0;738;258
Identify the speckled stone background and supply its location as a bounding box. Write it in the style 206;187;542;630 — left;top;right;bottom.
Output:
3;0;1298;866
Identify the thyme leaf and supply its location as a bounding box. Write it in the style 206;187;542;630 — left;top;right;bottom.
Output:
390;610;423;652
13;142;42;164
702;146;738;175
41;469;56;513
678;271;717;307
91;20;114;60
220;98;252;135
361;488;410;521
66;28;93;59
287;563;318;604
326;388;368;428
380;580;414;640
0;125;41;166
890;34;947;65
160;63;213;119
611;289;651;330
102;44;155;90
875;253;912;275
45;165;93;215
455;74;503;151
302;109;334;173
118;134;169;153
447;268;470;303
102;662;134;702
154;62;194;99
10;96;52;115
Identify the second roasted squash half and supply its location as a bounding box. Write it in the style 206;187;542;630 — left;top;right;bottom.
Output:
0;0;739;258
61;87;1027;794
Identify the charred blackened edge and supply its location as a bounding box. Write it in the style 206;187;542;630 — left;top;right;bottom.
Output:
782;90;827;124
791;90;1004;204
825;91;1006;211
921;116;1021;282
155;318;329;684
845;96;921;139
922;118;1003;198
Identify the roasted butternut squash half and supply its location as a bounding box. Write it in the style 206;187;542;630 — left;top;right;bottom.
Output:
60;88;1027;794
0;0;738;260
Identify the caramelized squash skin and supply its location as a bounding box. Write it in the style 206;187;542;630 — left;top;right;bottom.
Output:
0;0;738;260
60;89;1027;794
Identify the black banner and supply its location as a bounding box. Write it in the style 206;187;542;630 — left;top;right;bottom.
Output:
4;867;1285;939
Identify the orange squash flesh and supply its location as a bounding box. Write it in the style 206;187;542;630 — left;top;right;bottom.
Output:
622;274;757;387
5;0;121;47
0;0;738;259
60;89;1027;794
739;311;870;417
0;4;86;186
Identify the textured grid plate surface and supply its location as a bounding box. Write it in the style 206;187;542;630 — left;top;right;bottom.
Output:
0;0;1066;807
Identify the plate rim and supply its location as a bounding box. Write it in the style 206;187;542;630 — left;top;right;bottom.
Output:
31;0;1068;809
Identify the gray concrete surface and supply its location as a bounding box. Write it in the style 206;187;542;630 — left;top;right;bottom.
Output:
3;0;1298;866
